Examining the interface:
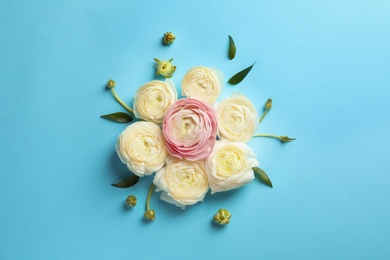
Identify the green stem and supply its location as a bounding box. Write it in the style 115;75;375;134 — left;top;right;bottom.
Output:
110;88;134;114
258;108;269;124
253;134;296;143
146;183;155;211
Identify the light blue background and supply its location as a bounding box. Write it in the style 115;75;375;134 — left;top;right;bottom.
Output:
1;0;389;259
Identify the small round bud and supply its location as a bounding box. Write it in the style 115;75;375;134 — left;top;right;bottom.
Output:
144;209;156;221
125;195;137;207
153;58;176;78
107;79;116;89
163;32;176;45
213;209;231;225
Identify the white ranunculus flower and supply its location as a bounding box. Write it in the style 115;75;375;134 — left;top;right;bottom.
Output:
181;66;224;103
216;93;258;142
133;79;177;124
153;157;209;209
115;121;167;177
206;140;259;193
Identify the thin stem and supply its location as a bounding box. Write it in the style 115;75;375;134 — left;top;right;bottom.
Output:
258;108;269;124
110;88;134;114
259;98;272;124
146;183;155;211
254;133;278;139
253;134;296;143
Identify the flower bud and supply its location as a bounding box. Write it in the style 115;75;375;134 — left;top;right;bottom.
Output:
265;98;272;110
144;209;156;221
163;32;176;45
125;195;137;207
279;136;296;142
213;209;231;225
154;58;176;78
107;79;116;89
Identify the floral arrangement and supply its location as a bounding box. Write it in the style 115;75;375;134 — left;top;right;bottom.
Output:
101;33;294;224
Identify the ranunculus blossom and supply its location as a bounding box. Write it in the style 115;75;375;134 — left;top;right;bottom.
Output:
206;140;259;193
216;93;258;142
181;66;224;103
162;97;218;161
133;79;177;124
115;121;167;177
153;157;209;209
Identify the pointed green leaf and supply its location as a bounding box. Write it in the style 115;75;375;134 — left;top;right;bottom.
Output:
253;167;273;188
228;35;236;60
111;175;140;188
100;112;133;123
228;62;256;85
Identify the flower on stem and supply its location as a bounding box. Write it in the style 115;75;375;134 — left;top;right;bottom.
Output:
253;134;296;143
259;98;272;124
144;183;156;221
125;195;137;207
163;32;176;45
213;209;231;225
154;58;176;78
106;79;134;114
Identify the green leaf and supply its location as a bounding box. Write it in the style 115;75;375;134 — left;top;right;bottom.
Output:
228;62;256;85
100;112;133;123
111;175;140;188
228;35;236;60
253;167;273;188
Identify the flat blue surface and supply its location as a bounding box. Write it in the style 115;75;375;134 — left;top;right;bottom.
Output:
1;0;390;259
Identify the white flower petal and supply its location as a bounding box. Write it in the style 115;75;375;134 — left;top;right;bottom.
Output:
153;157;209;209
134;80;177;124
216;93;258;142
181;66;224;103
115;121;167;176
206;140;259;193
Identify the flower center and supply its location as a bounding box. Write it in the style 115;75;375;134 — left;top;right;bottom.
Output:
180;116;197;135
216;148;246;177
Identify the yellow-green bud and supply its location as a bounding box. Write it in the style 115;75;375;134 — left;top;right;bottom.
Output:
125;195;137;207
107;79;116;89
153;58;176;78
279;136;296;142
265;98;272;110
213;209;231;225
163;32;176;45
144;209;156;221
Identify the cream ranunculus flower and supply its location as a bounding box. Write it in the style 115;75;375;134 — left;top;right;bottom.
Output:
206;140;259;193
115;121;167;177
181;66;224;103
133;79;177;124
216;93;258;142
153;157;209;209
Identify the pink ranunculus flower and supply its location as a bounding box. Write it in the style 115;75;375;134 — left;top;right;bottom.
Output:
162;97;218;161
